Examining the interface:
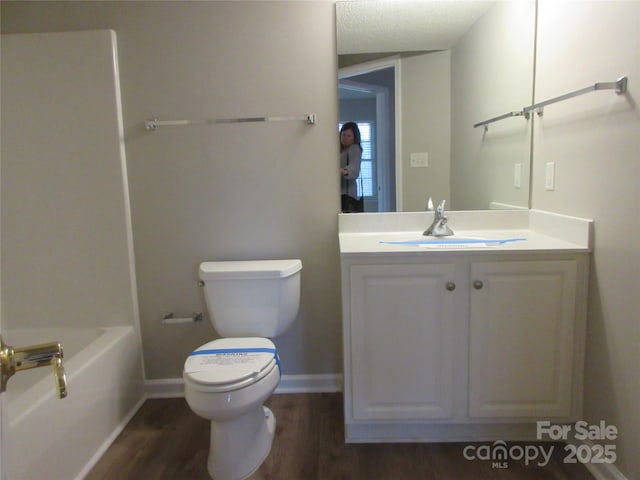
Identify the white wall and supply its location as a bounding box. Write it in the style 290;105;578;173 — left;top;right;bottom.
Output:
451;0;535;210
533;1;640;478
1;1;341;379
1;30;138;330
340;98;377;123
400;50;451;211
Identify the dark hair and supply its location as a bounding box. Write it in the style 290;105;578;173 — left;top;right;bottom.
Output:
340;122;362;151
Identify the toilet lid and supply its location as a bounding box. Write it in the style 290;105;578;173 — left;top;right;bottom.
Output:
184;337;279;387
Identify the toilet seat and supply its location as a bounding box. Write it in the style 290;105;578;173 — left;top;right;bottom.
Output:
184;337;280;393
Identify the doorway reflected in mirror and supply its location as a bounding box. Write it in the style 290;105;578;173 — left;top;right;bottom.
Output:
339;65;396;212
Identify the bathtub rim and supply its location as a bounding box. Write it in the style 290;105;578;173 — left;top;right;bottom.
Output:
6;325;135;428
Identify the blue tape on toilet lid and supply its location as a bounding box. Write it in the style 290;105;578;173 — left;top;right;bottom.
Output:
184;337;279;385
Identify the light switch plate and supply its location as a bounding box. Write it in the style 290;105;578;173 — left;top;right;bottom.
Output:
514;163;522;188
410;152;429;168
545;162;555;191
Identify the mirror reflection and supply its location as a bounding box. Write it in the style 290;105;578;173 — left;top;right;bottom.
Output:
337;0;536;212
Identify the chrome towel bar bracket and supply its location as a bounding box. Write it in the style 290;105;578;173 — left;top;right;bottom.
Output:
473;111;527;130
523;76;628;116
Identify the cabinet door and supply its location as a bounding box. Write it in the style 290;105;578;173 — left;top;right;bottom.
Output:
350;263;456;420
468;260;577;418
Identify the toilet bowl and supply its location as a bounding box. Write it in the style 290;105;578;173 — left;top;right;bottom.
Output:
183;259;302;480
184;337;281;480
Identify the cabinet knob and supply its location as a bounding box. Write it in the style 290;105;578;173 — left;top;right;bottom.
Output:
473;280;484;290
445;282;456;291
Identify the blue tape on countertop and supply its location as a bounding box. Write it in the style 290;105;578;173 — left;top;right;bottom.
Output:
189;347;281;375
380;237;527;245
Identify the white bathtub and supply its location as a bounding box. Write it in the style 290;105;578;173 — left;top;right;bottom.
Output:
5;326;145;480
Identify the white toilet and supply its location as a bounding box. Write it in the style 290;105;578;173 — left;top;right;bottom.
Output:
183;259;302;480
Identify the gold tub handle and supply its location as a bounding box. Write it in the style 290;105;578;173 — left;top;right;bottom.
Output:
1;335;68;398
52;356;68;399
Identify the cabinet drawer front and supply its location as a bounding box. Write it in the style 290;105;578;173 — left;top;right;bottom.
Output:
468;260;578;419
350;264;456;420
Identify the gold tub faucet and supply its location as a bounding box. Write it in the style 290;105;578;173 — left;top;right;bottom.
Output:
1;336;67;398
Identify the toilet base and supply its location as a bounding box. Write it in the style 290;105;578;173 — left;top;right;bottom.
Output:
207;406;276;480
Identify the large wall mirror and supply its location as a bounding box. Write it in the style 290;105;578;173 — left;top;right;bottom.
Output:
337;0;536;212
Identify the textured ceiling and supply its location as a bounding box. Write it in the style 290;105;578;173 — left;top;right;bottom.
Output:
337;0;496;54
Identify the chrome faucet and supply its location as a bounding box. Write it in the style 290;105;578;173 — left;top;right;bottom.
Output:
423;199;454;237
1;337;67;398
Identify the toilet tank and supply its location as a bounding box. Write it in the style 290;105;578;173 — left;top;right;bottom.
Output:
198;259;302;337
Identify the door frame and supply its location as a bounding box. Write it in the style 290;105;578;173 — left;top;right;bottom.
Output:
338;78;388;211
1;135;5;480
339;56;402;211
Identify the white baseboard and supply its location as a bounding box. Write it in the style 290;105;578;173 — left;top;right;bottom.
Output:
566;438;629;480
145;377;186;398
144;373;344;398
276;373;343;393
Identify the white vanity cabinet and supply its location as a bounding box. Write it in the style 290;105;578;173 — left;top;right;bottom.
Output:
341;252;589;443
468;260;580;419
349;262;457;421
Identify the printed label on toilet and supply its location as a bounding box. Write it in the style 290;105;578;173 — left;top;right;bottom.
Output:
192;352;266;369
186;347;279;377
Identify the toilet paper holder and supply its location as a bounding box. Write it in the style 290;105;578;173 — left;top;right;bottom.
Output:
161;311;204;324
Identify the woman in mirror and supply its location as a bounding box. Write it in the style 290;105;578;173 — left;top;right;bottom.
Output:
339;122;363;212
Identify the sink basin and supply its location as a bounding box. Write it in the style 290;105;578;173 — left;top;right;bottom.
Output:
380;235;527;248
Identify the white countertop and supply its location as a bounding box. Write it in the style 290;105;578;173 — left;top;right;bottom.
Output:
339;210;593;256
340;229;589;255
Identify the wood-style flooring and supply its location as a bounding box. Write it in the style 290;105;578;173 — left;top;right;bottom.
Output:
86;393;594;480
